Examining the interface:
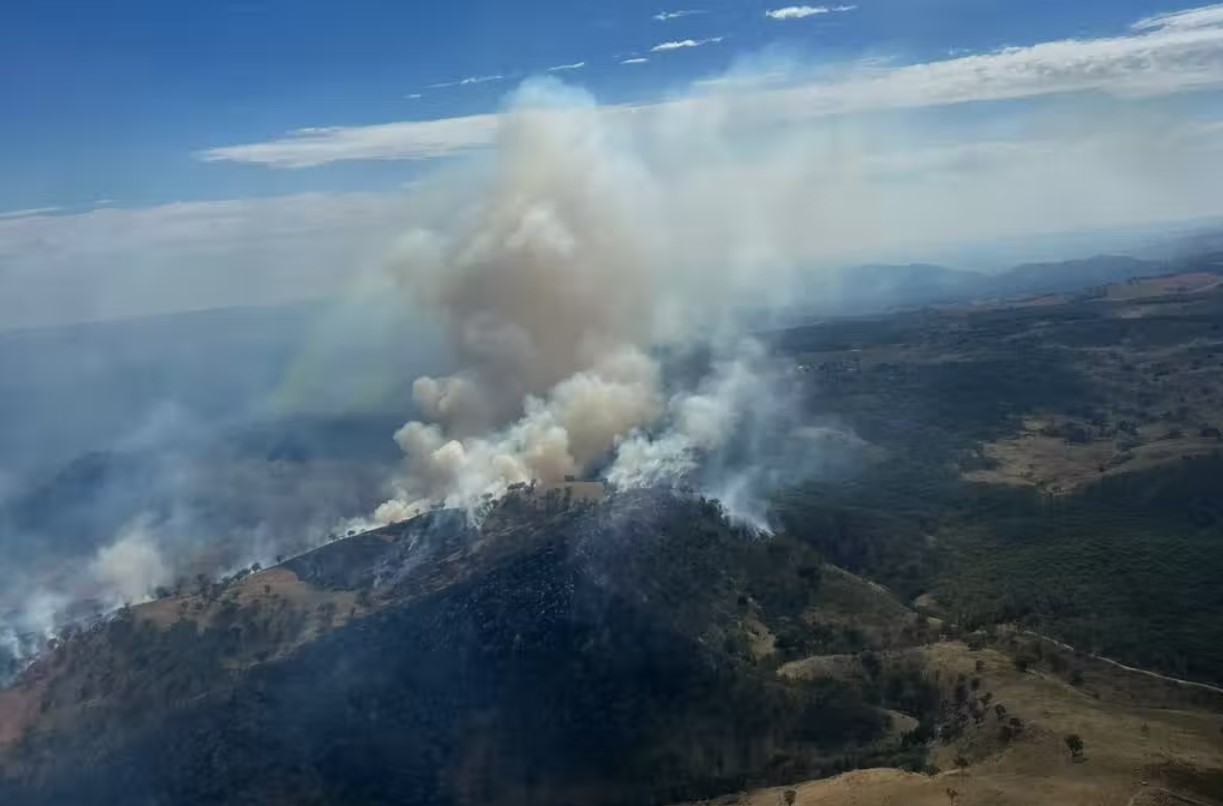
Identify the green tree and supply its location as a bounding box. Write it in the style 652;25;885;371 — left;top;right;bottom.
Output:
1064;734;1084;760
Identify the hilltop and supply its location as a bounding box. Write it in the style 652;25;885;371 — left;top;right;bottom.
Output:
0;489;941;805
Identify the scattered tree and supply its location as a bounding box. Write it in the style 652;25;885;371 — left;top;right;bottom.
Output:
860;651;882;679
1065;734;1085;760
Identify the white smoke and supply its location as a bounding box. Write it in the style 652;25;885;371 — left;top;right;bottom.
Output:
371;78;853;527
605;348;844;534
605;351;764;489
88;520;172;606
1;518;175;674
376;347;664;521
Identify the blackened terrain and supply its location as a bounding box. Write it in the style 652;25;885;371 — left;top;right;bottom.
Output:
0;492;932;806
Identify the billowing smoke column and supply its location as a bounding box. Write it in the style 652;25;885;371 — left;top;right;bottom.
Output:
372;80;830;527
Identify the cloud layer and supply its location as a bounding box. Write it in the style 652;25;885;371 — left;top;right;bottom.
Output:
0;207;63;220
198;5;1223;168
0;192;408;328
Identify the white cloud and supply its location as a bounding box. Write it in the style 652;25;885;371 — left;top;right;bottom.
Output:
428;74;505;89
761;17;1223;115
1133;3;1223;31
652;36;724;51
694;69;789;88
621;57;650;64
654;9;705;21
0;206;62;220
198;4;1223;169
765;5;856;20
405;92;424;99
199;114;501;167
547;61;587;71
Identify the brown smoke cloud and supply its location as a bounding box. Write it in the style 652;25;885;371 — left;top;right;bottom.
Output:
371;79;834;523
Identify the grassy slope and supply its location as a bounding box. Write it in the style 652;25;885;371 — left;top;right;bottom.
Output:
680;641;1223;806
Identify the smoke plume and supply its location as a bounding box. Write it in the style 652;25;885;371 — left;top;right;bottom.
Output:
373;79;839;526
88;520;172;606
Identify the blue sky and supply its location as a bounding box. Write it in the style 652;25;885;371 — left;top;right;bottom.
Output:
0;0;1195;208
5;1;1223;328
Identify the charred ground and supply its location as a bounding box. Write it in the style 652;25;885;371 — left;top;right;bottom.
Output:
0;490;939;805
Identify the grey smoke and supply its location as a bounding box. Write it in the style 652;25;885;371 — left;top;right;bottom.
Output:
372;78;855;526
0;296;438;672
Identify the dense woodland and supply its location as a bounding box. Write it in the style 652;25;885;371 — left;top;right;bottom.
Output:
774;288;1223;684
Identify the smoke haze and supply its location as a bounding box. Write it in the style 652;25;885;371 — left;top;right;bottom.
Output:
371;79;851;526
7;46;1223;672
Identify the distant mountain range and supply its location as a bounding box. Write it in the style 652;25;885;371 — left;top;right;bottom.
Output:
986;254;1155;297
800;250;1223;317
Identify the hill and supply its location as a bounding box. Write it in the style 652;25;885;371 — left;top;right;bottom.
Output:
7;255;1223;804
803;263;981;315
0;489;941;805
5;481;1223;806
799;250;1223;318
987;255;1157;298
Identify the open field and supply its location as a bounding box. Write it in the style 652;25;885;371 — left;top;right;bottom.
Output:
682;641;1223;806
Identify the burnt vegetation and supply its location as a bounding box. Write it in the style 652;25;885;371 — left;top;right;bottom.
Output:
0;492;940;805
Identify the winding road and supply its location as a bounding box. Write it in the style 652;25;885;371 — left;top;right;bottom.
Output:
1018;628;1223;698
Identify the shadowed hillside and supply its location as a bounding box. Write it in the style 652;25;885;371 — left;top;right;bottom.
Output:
0;490;939;805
